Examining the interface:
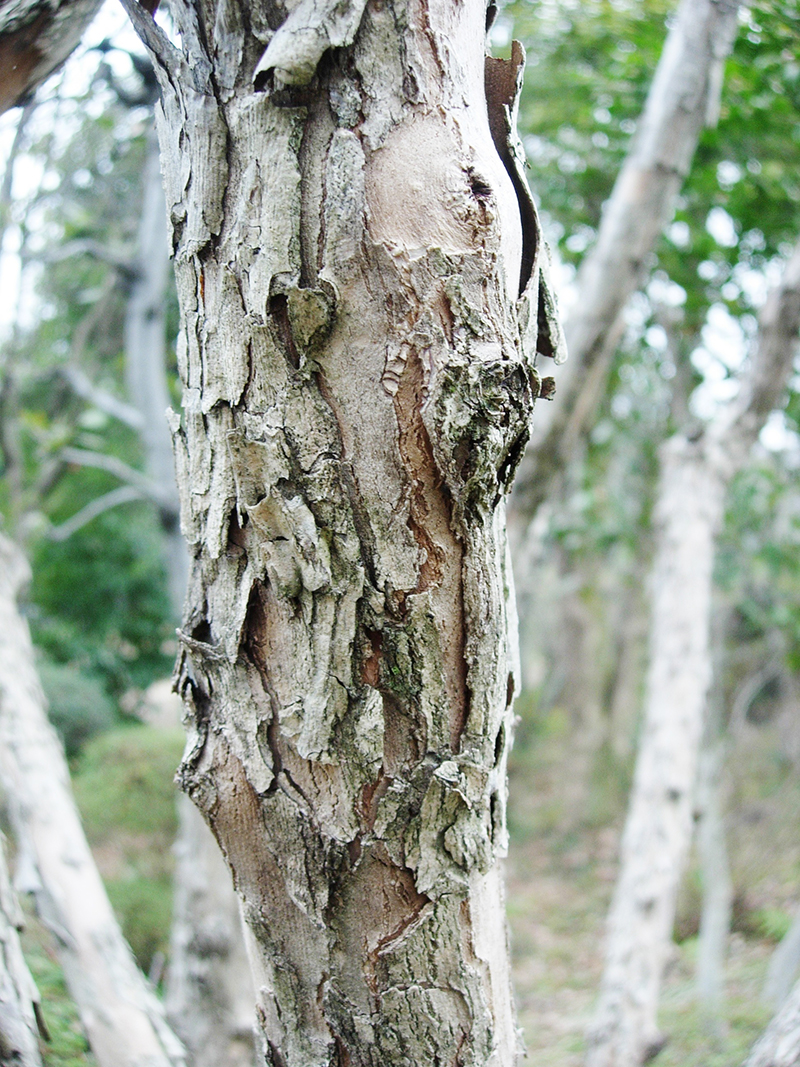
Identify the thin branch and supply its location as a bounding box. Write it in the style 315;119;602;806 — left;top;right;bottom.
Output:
48;485;144;541
116;0;196;88
59;366;144;430
43;239;137;280
60;446;162;501
0;99;35;255
719;237;800;459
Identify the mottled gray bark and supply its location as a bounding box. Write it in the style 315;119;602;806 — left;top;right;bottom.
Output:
586;237;800;1067
745;977;800;1067
512;0;741;523
0;532;186;1067
121;0;560;1061
0;832;42;1067
126;126;256;1067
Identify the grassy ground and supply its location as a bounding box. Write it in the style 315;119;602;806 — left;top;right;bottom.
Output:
19;902;97;1067
505;701;798;1067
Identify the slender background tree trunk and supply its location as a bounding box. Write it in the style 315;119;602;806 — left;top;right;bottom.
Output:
585;236;800;1067
0;533;186;1067
511;0;741;524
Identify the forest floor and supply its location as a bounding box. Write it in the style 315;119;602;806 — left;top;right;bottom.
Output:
505;701;800;1066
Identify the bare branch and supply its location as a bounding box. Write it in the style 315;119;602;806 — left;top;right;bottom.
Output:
58;366;144;430
42;238;137;279
719;237;800;460
116;0;195;87
48;485;144;541
61;446;163;502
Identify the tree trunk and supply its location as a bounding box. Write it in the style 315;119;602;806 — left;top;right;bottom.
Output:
167;797;257;1067
511;0;741;523
695;739;733;1020
125;123;256;1067
744;977;800;1067
0;533;186;1067
763;913;800;1010
585;237;800;1067
122;0;559;1060
585;439;726;1067
124;124;188;612
0;0;103;114
0;831;43;1067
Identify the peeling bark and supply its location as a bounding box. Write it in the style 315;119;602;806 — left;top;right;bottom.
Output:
0;533;186;1067
586;238;800;1067
745;977;800;1067
121;0;559;1061
126;125;256;1067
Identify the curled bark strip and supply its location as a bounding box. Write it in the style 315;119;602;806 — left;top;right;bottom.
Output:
254;0;369;90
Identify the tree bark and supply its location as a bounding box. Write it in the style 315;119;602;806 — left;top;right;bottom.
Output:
125;123;256;1067
585;237;800;1067
745;977;800;1067
511;0;741;524
0;832;43;1067
695;738;733;1019
0;532;186;1067
122;0;560;1060
0;0;103;114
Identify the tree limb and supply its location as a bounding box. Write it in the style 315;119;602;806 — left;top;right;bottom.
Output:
48;485;144;541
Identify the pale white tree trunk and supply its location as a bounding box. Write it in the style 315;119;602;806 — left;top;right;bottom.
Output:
124;125;188;612
695;739;733;1018
586;238;800;1067
745;977;800;1067
0;532;186;1067
0;831;43;1067
122;0;561;1059
167;797;257;1067
763;914;800;1010
512;0;741;521
126;126;256;1067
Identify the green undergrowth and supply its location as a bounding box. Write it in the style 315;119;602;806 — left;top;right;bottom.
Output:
71;725;185;973
19;902;96;1067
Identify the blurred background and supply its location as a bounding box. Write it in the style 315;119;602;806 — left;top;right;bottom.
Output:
1;0;799;1064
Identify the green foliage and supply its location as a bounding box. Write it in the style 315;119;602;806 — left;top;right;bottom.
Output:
37;659;115;757
105;876;174;976
750;906;793;943
29;499;174;695
73;726;184;838
72;726;184;971
19;903;96;1066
